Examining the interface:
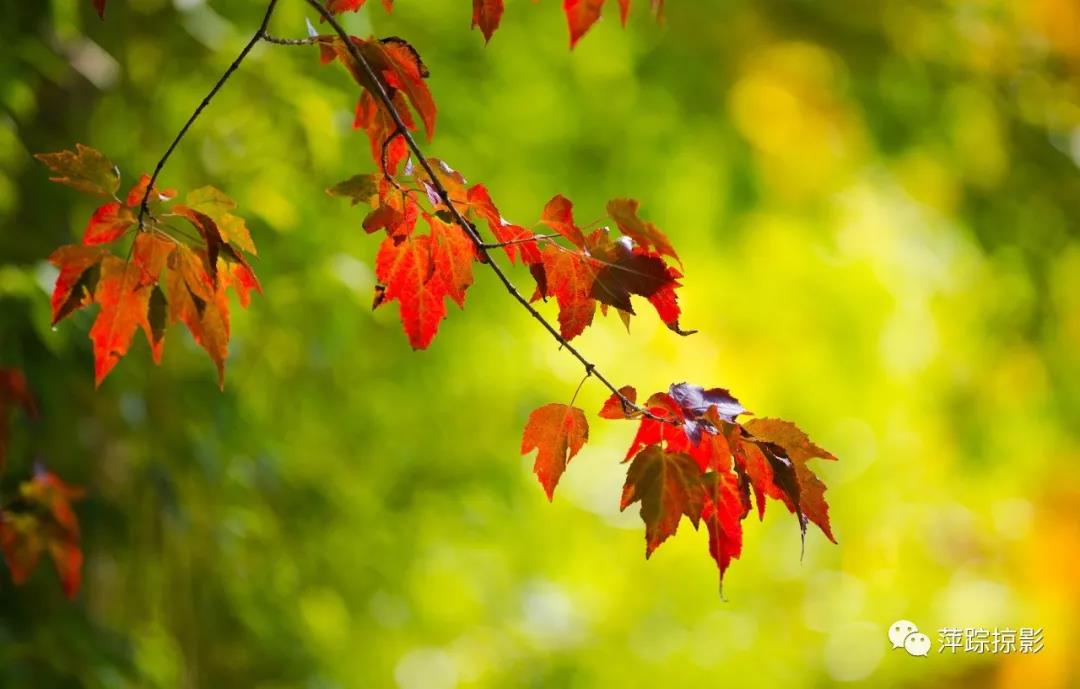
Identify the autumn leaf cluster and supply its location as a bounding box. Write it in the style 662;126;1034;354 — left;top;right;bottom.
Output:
92;0;663;47
38;145;261;387
0;370;84;599
324;0;664;47
34;0;837;590
319;33;686;349
0;470;84;600
308;20;835;584
523;383;835;584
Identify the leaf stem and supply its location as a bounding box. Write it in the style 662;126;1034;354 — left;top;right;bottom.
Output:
137;0;282;229
303;0;667;424
569;372;590;407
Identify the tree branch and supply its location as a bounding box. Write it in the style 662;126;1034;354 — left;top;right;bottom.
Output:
138;0;281;229
303;0;665;423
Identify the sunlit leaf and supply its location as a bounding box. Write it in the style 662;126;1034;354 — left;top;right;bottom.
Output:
34;145;119;197
521;403;589;500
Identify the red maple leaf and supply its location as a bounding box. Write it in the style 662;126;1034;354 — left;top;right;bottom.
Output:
529;198;688;338
744;418;837;543
562;0;663;47
375;234;448;349
521;403;589;500
598;385;637;419
587;230;681;319
607;198;680;265
49;245;105;325
182;186;257;255
540;194;587;249
362;179;421;238
325;0;394;16
463;184;541;264
165;244;231;385
564;0;606;48
427;214;477;308
325;35;436;141
353;91;414;175
326;0;368;12
83;202;136;245
124;173;177;209
621;444;705;556
594;381;836;582
701;468;750;584
537;244;597;340
88;233;175;384
472;0;505;43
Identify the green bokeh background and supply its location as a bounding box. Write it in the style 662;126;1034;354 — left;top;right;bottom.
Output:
1;0;1078;687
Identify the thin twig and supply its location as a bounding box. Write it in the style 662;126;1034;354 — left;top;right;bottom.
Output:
480;233;560;250
138;0;281;229
262;33;319;45
305;0;665;423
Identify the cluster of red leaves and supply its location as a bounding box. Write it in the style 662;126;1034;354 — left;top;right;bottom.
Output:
93;0;662;44
329;166;476;349
0;371;84;599
37;145;261;387
322;0;664;47
530;195;687;340
317;35;436;177
522;383;836;585
73;2;834;588
328;169;686;347
561;0;666;47
319;23;829;580
0;470;84;599
326;0;395;15
323;35;685;348
319;31;805;584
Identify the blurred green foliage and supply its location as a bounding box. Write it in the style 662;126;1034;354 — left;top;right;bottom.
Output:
1;0;1078;687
